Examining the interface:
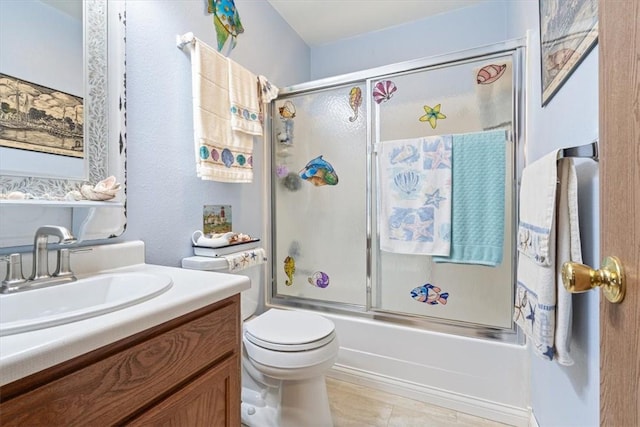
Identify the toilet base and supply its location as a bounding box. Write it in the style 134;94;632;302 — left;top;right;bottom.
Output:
241;375;333;427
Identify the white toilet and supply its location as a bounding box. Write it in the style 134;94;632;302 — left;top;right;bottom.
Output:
182;255;339;427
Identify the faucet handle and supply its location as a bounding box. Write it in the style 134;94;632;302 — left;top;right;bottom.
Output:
1;253;26;286
53;248;76;279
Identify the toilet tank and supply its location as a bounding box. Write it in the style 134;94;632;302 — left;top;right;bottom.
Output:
181;255;260;320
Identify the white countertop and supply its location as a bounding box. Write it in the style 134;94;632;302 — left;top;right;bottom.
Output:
0;241;250;386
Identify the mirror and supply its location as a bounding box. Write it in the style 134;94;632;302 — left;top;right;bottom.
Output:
0;0;126;248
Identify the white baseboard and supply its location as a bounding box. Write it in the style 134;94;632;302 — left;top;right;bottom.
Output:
529;411;540;427
328;364;530;427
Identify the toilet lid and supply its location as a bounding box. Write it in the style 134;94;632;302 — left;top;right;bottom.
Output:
244;309;336;351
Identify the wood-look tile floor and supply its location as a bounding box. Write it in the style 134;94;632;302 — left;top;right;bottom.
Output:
326;377;514;427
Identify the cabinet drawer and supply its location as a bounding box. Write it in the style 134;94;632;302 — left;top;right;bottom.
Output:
0;296;239;426
129;354;240;427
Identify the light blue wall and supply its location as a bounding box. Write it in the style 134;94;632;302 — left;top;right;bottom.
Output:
309;1;509;80
506;2;600;426
121;0;309;266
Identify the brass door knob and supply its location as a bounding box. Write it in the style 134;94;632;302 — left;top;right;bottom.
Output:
561;256;625;303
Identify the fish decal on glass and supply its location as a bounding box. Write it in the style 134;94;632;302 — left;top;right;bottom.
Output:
476;64;507;85
308;271;330;288
419;104;446;129
410;283;449;305
208;0;244;52
348;87;362;122
373;80;397;104
284;256;295;286
299;155;339;186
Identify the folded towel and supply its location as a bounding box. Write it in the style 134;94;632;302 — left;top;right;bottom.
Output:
514;151;582;365
190;38;253;182
226;247;267;272
228;59;262;136
378;136;452;255
433;129;507;266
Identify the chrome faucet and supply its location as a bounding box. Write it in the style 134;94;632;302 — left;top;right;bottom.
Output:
0;225;78;294
31;225;77;281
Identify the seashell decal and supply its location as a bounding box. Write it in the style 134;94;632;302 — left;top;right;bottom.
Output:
236;154;246;166
373;80;397;104
308;271;330;288
211;148;220;162
279;100;296;119
393;170;421;195
476;64;507;85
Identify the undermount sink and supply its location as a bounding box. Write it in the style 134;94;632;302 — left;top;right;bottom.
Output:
0;272;173;336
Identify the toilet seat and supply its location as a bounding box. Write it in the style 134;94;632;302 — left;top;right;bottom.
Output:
244;309;335;352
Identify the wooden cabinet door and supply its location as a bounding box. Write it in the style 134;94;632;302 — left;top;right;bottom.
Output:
129;354;240;427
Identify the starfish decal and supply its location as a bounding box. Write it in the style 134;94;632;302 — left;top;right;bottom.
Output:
526;301;536;327
419;104;447;129
543;346;555;361
424;189;446;208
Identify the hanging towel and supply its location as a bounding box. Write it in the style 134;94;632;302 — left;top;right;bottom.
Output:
378;136;452;256
433;129;506;266
190;38;253;183
228;59;262;136
226;247;267;273
258;75;279;104
513;151;582;365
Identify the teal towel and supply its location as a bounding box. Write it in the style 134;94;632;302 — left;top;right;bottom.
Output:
433;130;506;266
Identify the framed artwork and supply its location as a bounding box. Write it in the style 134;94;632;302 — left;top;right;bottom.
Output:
0;73;84;157
203;204;232;234
539;0;598;106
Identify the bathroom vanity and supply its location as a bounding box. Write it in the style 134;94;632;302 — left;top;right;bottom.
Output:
0;241;250;426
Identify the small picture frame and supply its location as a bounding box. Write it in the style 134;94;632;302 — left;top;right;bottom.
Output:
203;205;232;235
539;0;598;106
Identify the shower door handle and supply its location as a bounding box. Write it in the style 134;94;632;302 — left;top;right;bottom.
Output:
561;256;626;303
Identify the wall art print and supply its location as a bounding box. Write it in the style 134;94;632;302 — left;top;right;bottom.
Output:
0;73;83;158
203;204;232;235
539;0;598;106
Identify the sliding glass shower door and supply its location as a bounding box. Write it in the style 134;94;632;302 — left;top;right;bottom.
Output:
272;83;368;307
270;42;523;333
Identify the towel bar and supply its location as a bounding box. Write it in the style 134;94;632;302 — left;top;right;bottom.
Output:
557;140;598;161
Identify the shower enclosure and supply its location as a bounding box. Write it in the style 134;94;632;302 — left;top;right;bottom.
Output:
269;41;524;338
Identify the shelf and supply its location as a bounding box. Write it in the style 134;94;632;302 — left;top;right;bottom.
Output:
0;200;124;208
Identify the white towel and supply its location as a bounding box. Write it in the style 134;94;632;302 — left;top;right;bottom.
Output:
228;59;262;136
226;247;267;273
514;151;582;365
190;38;253;183
378;136;452;255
